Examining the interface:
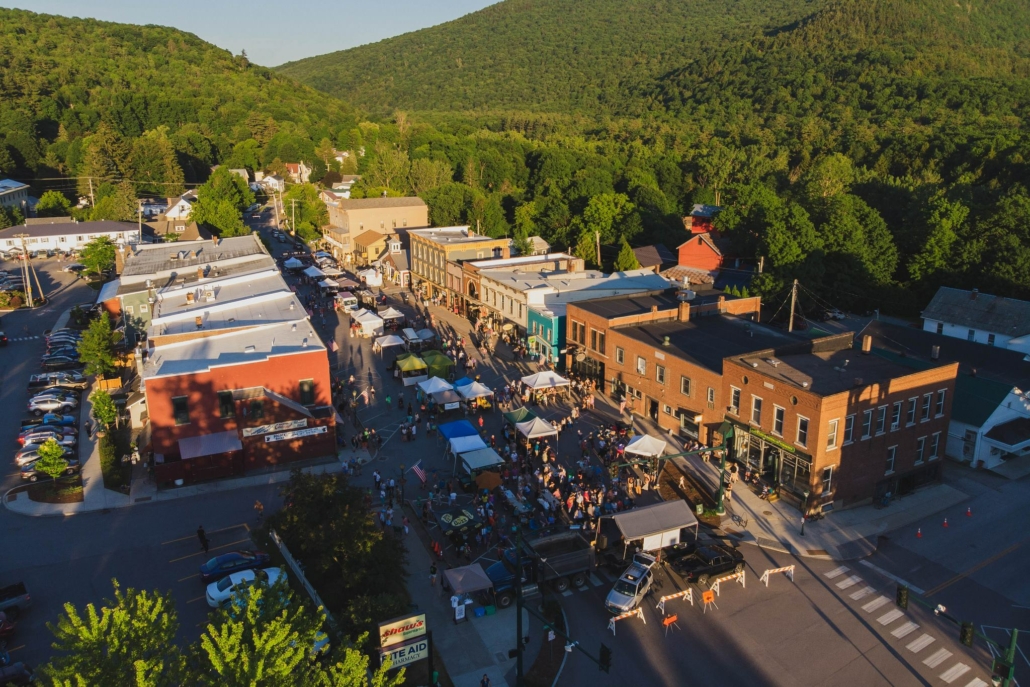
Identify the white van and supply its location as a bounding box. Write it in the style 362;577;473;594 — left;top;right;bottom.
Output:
337;292;358;311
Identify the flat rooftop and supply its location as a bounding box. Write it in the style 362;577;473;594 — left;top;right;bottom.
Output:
616;316;798;373
151;271;288;322
121;235;268;279
409;226;505;245
150;288;304;338
467;253;576;269
143;319;324;380
571;288;730;319
737;346;925;396
0;220;136;240
117;256;275;296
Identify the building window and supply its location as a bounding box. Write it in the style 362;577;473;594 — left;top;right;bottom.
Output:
751;396;763;425
967;329;975;341
827;419;839;450
663;404;673;415
797;416;809;447
125;306;134;315
729;387;741;415
299;379;315;405
636;357;646;375
656;365;666;384
935;322;944;335
875;406;887;434
844;415;854;444
907;398;917;425
886;446;897;475
773;406;784;436
935;389;946;417
915;436;926;464
921;393;932;421
822;466;834;493
680;376;691;396
572;321;586;345
988;333;996;346
590;330;605;354
140;304;148;312
172;396;190;426
929;432;940;459
707;387;715;406
615;347;624;364
249;400;264;420
862;409;873;438
218;391;235;419
890;402;901;431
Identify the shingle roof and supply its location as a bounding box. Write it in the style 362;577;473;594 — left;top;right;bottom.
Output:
353;229;387;245
922;286;1030;337
632;244;676;268
339;197;426;210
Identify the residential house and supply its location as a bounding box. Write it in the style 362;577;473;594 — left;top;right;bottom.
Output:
352;230;402;267
144;220;211;243
676;225;729;273
0;219;141;255
381;240;411;287
285;162;311;184
921;286;1030;353
163;192;196;221
527;236;550;256
263;175;285;193
332;175;361;198
633;244;677;274
0;179;29;209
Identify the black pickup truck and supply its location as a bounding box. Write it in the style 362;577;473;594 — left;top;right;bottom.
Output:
0;582;31;620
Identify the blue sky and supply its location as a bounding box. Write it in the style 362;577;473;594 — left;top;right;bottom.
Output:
2;0;497;66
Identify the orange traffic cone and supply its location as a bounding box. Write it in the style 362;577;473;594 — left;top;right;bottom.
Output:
916;528;922;538
966;507;972;517
943;518;949;528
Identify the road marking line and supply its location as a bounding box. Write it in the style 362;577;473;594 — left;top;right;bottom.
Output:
907;634;935;653
161;523;249;545
862;596;890;613
925;537;1030;596
923;648;953;668
186;596;206;605
5;644;25;654
858;560;926;595
963;679;988;687
168;538;251;563
824;566;849;579
939;664;971;684
850;586;875;600
561;590;573;597
836;575;862;589
178;573;199;582
588;573;603;587
891;621;919;638
877;609;905;625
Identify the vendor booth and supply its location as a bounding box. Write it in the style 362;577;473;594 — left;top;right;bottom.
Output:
421;350;455;380
521;371;570;389
503;407;537;425
457;447;505;491
378;307;406;330
418;377;453;395
358;268;383;287
600;500;699;559
515;416;559;440
321;266;345;277
442;563;493;597
430;389;463;412
374;334;406;353
624;435;668;473
394;352;429;386
457;381;494;400
283;257;304;270
402;328;425;351
352;309;385;337
303;265;326;279
318;278;340;293
417;329;437;344
338;277;359;289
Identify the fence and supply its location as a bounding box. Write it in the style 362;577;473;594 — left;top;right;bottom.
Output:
269;529;341;637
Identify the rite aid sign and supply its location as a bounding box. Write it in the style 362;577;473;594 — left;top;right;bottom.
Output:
378;613;427;649
379;636;429;669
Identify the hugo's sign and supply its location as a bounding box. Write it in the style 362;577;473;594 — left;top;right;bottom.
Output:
378;613;426;648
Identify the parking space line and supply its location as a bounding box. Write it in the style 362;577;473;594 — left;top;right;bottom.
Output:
923;648;953;668
161;523;249;546
186;596;206;605
178;573;199;582
587;573;604;587
891;621;919;638
963;679;988;687
6;645;24;654
939;664;971;684
907;634;935;653
168;538;251;563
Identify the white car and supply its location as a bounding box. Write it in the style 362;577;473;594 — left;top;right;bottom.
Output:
206;566;284;608
605;552;657;614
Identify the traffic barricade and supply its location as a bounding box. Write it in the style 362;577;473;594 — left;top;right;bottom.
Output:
709;570;745;596
759;565;795;587
607;607;645;636
655;588;693;615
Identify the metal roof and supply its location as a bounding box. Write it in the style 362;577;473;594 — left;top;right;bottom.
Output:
610;500;698;540
922;286;1030;337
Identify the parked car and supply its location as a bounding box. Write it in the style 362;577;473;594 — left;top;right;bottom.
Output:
29;389;79;403
0;662;34;685
46;335;82;348
27;372;87;390
17;430;76;447
61;263;86;273
206;567;284;608
822;308;846;321
199;551;272;583
27;395;78;416
40;356;83;371
604;552;657;614
15;444;76;466
18;424;77;439
21;458;80;481
44;347;79;360
0;582;31;619
667;544;745;587
0;332;6;347
20;414;77;429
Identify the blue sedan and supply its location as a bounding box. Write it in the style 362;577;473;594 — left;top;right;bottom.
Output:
199;550;271;583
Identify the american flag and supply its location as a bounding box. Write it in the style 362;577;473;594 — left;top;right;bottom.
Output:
409;461;426;483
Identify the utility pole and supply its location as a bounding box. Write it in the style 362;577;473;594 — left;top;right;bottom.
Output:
88;177;95;208
595;230;601;268
13;234;33;308
291;199;297;236
271;188;281;229
787;278;798;332
137;200;143;241
514;523;524;686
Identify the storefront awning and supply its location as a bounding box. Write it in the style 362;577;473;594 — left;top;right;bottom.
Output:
179;430;243;460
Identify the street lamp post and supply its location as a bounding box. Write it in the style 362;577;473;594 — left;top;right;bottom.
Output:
399;464;406;504
800;489;811;536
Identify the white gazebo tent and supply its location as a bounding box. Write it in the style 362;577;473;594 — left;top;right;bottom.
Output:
352;309;384;337
418;377;454;395
358;268;382;287
521;371;570;389
515;417;559;439
608;500;699;556
449;434;487;457
283;257;304;269
457;381;494;400
374;334;406;352
624;435;668;458
378;306;405;322
318;278;340;290
321;266;344;276
303;265;325;279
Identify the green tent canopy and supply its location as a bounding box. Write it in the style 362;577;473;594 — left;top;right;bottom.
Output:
421;349;454;379
503;407;537;425
396;354;428;372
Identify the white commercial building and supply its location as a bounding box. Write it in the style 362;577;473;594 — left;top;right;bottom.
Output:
0;219;141;255
0;179;29;209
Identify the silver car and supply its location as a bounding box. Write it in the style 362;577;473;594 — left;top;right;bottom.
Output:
27;396;78;416
605;553;657;614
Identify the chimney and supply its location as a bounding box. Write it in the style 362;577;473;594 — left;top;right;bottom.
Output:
931;345;940;360
971;288;979;300
196;268;204;280
678;301;691;323
650;305;659;320
212;235;219;246
186;291;195;304
861;335;872;354
194;316;202;329
717;295;726;312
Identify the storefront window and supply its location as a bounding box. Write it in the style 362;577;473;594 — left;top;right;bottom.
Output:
780;452;812;495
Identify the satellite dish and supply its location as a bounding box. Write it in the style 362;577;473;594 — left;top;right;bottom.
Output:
575;353;586;362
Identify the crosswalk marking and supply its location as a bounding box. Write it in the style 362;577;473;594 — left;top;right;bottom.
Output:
7;335;40;342
588;573;604;587
906;634;935;653
923;648;953;668
963;678;988;687
939;664;971;684
824;566;850;579
891;621;919;638
561;589;574;597
836;575;862;589
877;609;905;625
850;586;875;600
862;596;891;613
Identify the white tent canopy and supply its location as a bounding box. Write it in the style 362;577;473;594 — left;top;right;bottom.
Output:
322;266;344;276
516;417;558;439
303;265;325;278
521;371;569;389
460;448;505;473
358;269;382;287
318;278;339;289
418;377;453;394
449;435;487;455
378;307;405;321
624;434;668;458
374;334;406;350
283;257;304;269
352;309;384;337
457;381;494;400
608;500;699;553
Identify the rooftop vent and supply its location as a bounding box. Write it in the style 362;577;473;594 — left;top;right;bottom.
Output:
662;336;670;347
244;345;256;353
801;381;809;388
765;358;780;367
194;316;202;329
751;362;758;368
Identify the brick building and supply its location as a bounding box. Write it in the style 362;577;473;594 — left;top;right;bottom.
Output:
408;227;510;304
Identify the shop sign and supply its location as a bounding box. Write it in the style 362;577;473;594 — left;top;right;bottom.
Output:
242;419;307;438
749;427;796;453
378;613;427;648
264;425;328;443
379;636;429;667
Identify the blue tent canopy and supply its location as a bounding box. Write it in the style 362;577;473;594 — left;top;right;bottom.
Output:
438;420;479;440
453;377;473;388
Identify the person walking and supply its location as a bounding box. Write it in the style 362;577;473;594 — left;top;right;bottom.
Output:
197;526;210;553
429;563;438;586
480;675;491;687
253;500;264;519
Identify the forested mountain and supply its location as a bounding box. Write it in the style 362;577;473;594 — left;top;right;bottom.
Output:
0;8;361;199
